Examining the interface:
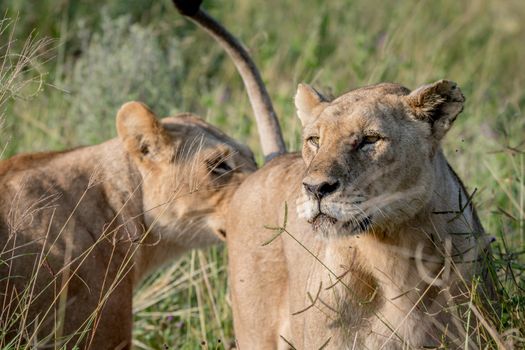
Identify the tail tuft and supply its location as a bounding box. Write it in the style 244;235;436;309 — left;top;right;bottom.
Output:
172;0;203;16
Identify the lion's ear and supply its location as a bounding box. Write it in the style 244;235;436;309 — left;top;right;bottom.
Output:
405;80;465;140
116;101;171;167
295;84;327;126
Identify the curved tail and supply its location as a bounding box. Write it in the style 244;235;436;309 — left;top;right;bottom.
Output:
172;0;286;161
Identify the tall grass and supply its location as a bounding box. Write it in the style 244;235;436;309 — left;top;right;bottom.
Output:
0;0;523;348
0;16;52;154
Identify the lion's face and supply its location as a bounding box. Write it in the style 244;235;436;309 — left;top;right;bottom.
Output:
295;81;464;237
117;103;256;248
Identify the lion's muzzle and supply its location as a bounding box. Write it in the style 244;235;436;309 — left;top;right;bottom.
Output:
302;178;341;200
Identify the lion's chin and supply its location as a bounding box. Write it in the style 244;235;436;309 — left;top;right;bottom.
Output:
309;213;338;232
309;213;372;237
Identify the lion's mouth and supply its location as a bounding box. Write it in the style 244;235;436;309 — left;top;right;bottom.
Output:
309;213;338;230
309;212;372;234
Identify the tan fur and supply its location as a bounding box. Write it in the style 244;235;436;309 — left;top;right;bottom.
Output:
0;102;256;349
227;81;494;349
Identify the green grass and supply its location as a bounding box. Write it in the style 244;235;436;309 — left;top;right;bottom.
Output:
0;0;524;348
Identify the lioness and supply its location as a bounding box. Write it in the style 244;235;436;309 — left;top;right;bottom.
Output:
0;102;255;349
229;81;494;349
174;2;495;349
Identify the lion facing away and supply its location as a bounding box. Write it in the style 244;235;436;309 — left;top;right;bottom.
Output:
0;102;256;349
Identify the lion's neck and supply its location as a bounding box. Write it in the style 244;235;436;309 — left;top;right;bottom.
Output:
83;140;159;286
92;139;145;218
91;141;182;286
323;150;485;347
425;149;482;237
355;150;482;289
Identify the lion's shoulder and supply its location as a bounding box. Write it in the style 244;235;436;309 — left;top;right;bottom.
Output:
242;152;303;192
0;148;83;177
230;152;303;219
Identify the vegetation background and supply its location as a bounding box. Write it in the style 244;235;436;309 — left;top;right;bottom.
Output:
1;0;523;348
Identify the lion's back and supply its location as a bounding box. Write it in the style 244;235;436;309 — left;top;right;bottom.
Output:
228;153;304;232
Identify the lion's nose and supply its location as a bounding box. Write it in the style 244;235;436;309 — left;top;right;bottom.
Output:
303;179;340;200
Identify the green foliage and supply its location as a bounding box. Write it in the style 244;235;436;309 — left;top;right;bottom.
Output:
64;14;181;144
0;0;524;348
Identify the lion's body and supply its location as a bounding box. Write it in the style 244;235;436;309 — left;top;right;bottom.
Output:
0;103;255;349
1;141;138;349
227;83;493;349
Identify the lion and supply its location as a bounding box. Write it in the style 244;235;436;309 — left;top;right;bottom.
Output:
228;81;495;349
174;2;496;349
0;101;256;349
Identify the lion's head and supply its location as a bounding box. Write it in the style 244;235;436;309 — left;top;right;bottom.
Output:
295;80;465;237
117;102;256;247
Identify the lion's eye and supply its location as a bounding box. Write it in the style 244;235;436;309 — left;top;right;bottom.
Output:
361;135;381;145
307;136;320;149
207;159;232;176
